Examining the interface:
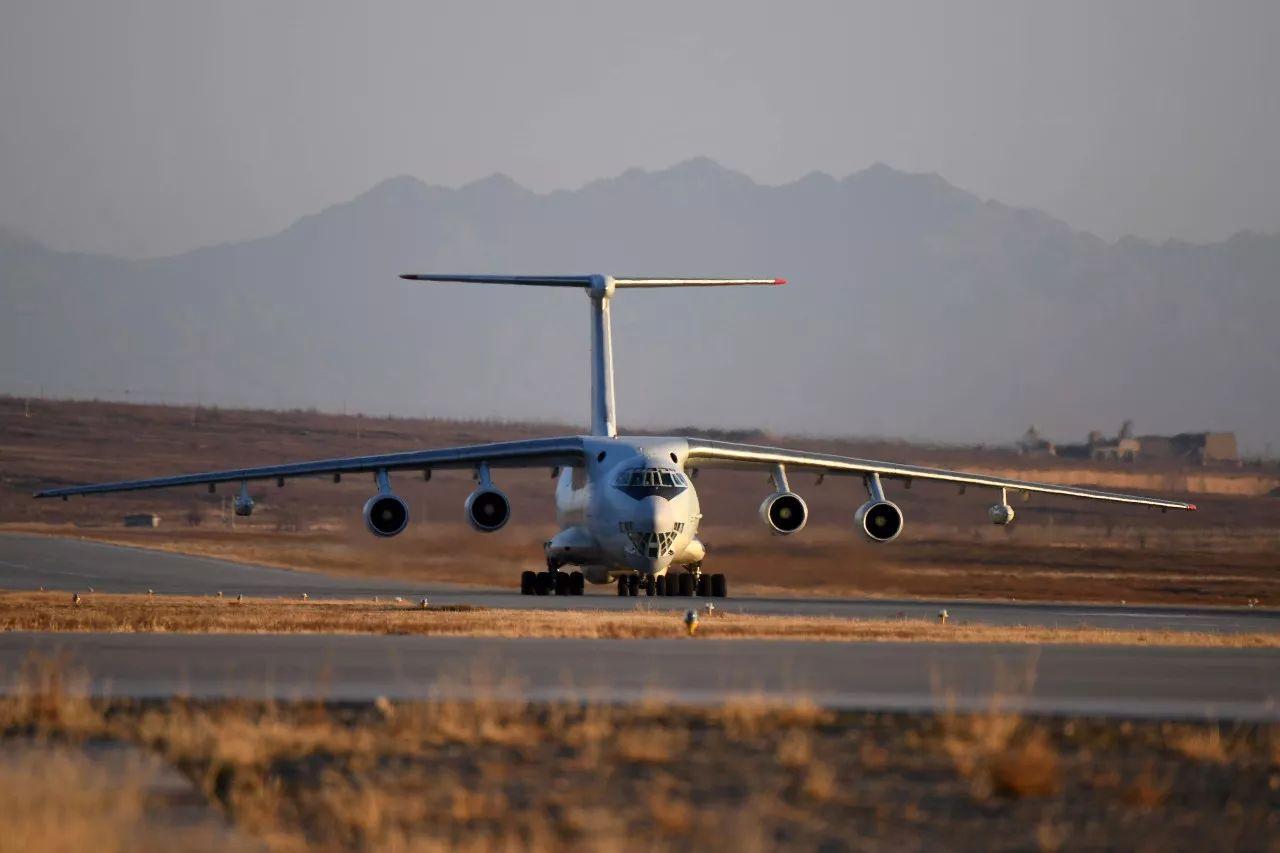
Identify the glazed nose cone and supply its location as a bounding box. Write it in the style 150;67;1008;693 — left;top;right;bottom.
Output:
630;496;678;574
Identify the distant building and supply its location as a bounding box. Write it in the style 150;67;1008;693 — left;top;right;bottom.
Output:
1031;423;1238;465
1017;426;1056;457
1153;432;1239;465
123;513;160;528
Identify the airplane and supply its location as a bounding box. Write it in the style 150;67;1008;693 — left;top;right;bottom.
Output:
35;273;1196;598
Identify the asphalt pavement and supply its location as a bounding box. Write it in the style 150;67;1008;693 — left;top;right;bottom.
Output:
1;534;1276;720
0;533;1276;634
1;632;1275;720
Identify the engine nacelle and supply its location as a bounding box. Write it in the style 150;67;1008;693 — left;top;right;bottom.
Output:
854;499;904;542
988;503;1016;525
232;494;255;517
363;493;409;537
759;491;808;535
465;487;511;532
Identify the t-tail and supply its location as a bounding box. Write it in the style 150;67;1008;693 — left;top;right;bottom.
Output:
399;274;786;437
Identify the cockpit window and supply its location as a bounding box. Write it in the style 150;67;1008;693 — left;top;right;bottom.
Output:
613;467;688;499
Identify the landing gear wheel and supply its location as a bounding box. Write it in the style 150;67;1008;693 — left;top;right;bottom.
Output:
644;576;656;596
520;570;536;595
554;572;569;596
655;575;666;596
535;571;552;596
569;571;585;596
696;575;709;597
710;573;727;598
627;574;640;597
665;575;679;596
677;573;693;597
617;577;629;597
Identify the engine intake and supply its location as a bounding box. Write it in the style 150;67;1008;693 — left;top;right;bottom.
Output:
364;493;409;537
466;488;511;532
988;503;1016;525
855;499;903;542
232;494;255;517
759;491;808;535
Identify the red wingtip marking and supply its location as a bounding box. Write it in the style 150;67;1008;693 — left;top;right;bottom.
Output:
773;278;788;285
1186;503;1197;511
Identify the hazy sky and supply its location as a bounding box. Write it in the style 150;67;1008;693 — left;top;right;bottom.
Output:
2;0;1277;258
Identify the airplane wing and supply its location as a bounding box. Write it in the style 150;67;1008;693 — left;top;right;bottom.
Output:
34;436;585;499
683;438;1196;511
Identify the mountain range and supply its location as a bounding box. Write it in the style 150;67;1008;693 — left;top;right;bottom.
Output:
2;158;1277;452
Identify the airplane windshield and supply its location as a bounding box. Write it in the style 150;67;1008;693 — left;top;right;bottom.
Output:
613;467;688;498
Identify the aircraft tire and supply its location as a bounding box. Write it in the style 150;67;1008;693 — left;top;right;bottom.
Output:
644;576;656;596
569;571;585;595
666;575;680;596
554;572;569;596
696;576;709;597
655;576;666;596
535;571;552;596
616;578;629;596
710;574;727;598
520;570;536;595
627;574;640;596
677;573;693;597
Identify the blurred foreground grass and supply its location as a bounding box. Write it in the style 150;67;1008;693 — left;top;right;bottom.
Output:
0;654;1275;851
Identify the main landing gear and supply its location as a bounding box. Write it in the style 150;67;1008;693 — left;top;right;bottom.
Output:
520;560;585;596
616;565;727;598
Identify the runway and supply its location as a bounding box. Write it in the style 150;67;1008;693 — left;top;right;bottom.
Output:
1;533;1276;634
2;632;1276;720
1;534;1276;720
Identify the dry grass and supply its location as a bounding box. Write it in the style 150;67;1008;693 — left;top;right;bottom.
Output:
0;590;1273;648
0;747;150;852
1167;725;1231;764
0;656;1274;851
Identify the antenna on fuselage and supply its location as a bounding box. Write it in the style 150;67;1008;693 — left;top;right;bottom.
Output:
399;273;786;438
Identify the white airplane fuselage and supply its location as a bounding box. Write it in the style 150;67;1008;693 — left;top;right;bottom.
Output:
548;436;704;584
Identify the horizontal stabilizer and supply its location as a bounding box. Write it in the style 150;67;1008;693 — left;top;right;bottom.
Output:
613;277;786;288
399;274;594;287
400;273;786;289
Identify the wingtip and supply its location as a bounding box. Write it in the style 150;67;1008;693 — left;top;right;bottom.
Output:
773;278;788;286
1186;503;1197;511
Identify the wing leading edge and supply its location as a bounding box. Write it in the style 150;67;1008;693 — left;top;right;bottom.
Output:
683;438;1196;511
34;437;585;499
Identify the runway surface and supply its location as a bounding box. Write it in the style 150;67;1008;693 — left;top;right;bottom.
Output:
1;534;1276;720
1;533;1277;633
2;632;1276;720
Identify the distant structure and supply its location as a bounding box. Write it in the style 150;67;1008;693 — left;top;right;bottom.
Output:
1017;426;1056;457
1030;422;1239;465
123;513;161;528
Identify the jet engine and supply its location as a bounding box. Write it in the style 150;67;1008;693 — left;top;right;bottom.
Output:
466;487;511;532
988;503;1016;525
854;499;904;542
233;482;254;517
363;493;409;537
232;494;255;517
759;491;808;535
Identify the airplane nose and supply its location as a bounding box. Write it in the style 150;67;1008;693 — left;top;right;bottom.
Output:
639;495;678;529
626;497;679;574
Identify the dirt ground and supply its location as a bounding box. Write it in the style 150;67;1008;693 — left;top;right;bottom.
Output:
0;659;1274;851
3;397;1278;606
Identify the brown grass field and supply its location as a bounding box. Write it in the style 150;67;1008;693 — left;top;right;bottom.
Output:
3;397;1279;606
1;590;1275;648
0;656;1274;851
